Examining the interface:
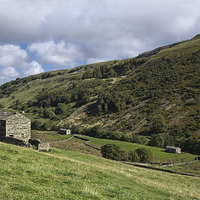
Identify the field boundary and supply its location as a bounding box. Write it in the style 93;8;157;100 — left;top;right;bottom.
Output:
74;135;101;151
122;161;200;178
49;135;74;144
47;134;200;178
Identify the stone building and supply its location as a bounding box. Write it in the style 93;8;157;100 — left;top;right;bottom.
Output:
0;111;31;143
165;146;181;154
59;129;71;135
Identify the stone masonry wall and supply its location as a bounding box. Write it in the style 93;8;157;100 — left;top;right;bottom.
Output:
6;113;31;143
38;143;50;151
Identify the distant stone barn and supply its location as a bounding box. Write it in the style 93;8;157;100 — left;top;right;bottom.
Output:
59;129;71;135
0;111;31;143
165;146;181;154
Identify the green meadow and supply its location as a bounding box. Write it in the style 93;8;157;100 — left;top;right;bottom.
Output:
79;136;197;163
0;142;200;200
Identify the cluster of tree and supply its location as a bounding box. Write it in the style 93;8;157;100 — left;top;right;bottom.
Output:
97;91;134;114
101;144;155;163
147;115;200;155
31;119;71;131
82;64;118;79
36;88;92;109
180;137;200;155
82;59;137;80
81;125;148;144
148;134;175;148
94;54;200;116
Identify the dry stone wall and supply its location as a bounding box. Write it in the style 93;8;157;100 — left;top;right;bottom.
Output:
6;113;31;143
38;143;50;151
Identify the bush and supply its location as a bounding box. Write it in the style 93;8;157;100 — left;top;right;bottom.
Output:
128;151;140;162
31;120;43;130
71;125;81;134
0;103;5;108
135;148;155;163
148;134;174;148
55;103;66;114
101;144;122;161
150;115;168;134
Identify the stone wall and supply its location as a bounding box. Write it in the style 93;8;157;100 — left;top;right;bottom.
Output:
158;160;198;168
38;143;50;151
123;161;200;178
29;138;42;146
4;137;32;148
6;113;31;143
29;138;50;151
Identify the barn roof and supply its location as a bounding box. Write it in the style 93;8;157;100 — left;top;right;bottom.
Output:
166;146;180;149
0;111;16;120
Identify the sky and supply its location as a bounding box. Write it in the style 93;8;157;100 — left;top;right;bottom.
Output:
0;0;200;85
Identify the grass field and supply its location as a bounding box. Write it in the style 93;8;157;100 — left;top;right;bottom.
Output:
164;162;200;176
31;131;197;165
0;142;200;200
79;136;197;163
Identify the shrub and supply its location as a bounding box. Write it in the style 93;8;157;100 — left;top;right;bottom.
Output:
128;151;140;162
135;148;155;163
150;115;168;134
0;103;5;108
31;120;43;130
101;144;122;161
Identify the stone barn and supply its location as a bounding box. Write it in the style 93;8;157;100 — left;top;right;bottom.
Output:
59;129;71;135
165;146;181;154
0;111;31;143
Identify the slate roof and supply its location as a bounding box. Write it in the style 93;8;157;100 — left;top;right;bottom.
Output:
166;146;180;149
0;111;15;120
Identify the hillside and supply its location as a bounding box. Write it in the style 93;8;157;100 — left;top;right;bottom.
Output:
0;34;200;154
0;141;199;200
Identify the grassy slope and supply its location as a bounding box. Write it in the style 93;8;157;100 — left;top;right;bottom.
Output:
0;142;200;200
78;136;197;163
31;131;197;164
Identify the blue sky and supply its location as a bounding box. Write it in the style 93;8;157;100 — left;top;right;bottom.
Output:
0;0;200;85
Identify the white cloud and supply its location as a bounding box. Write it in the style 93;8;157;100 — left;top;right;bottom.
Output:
0;45;29;68
0;0;200;85
23;61;44;76
1;66;19;77
0;44;44;84
28;41;83;67
0;76;11;85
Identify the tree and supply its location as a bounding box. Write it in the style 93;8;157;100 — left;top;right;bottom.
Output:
101;144;122;161
150;115;168;134
71;125;81;134
93;67;102;78
31;120;43;130
55;103;66;114
135;148;155;163
90;125;105;138
16;99;20;105
21;104;28;111
27;100;34;107
128;151;140;162
121;149;129;161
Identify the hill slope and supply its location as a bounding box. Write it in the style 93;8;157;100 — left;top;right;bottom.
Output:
0;35;200;153
0;142;199;200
